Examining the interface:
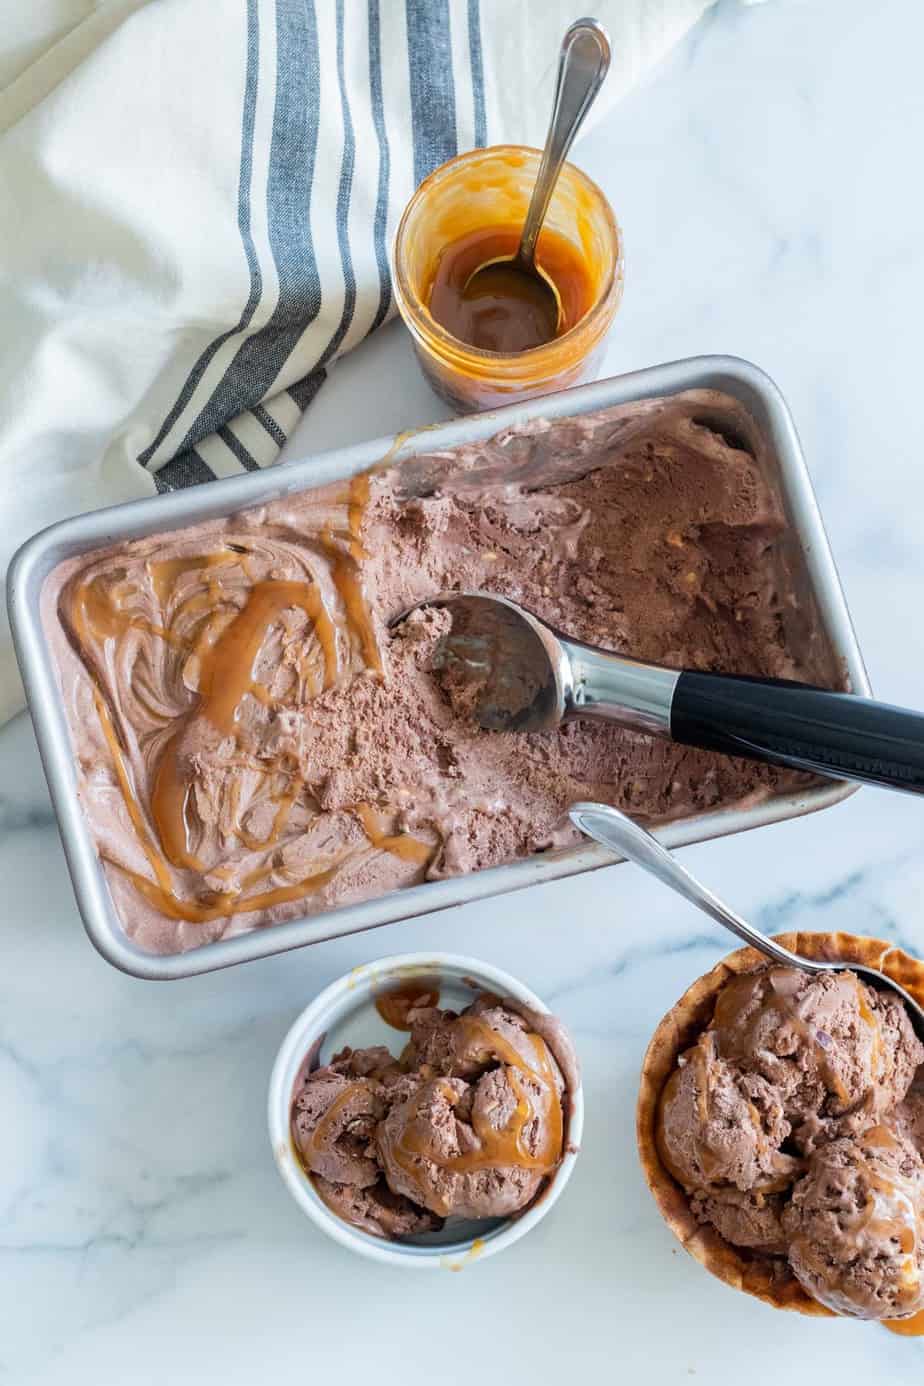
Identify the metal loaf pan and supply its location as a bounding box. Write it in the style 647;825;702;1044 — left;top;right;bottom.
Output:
8;357;870;979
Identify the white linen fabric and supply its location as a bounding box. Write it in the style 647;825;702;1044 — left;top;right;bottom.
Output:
0;0;718;722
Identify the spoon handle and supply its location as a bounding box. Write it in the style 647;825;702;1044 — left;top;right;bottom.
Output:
670;670;924;795
517;19;611;268
568;802;822;972
562;639;924;795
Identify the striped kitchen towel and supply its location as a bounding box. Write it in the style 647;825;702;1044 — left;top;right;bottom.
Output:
0;0;717;721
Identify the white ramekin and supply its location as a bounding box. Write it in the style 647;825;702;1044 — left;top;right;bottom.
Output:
268;951;583;1269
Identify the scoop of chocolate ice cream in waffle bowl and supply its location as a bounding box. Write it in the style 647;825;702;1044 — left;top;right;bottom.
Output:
637;931;924;1321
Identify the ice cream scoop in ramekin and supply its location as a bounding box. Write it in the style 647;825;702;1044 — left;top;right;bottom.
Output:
269;952;583;1269
637;931;924;1321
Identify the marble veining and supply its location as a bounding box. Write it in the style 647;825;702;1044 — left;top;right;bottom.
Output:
4;1;924;1381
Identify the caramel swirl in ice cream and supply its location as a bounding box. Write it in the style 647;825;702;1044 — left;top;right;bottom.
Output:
387;1019;563;1178
657;961;924;1322
150;578;338;872
840;1125;919;1257
306;1080;376;1158
711;967;882;1109
291;1000;577;1239
785;1123;924;1319
45;391;843;955
56;475;432;930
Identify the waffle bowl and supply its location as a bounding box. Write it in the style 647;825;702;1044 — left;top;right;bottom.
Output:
636;930;924;1316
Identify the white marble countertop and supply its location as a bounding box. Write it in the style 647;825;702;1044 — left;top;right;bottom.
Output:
4;0;924;1380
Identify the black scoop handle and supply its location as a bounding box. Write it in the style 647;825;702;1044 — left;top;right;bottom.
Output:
670;672;924;794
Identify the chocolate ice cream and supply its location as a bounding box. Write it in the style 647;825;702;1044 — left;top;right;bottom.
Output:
657;1031;798;1192
894;1075;924;1150
310;1176;443;1239
290;997;577;1240
711;967;922;1151
690;1188;789;1255
656;962;924;1320
43;391;839;954
784;1127;924;1319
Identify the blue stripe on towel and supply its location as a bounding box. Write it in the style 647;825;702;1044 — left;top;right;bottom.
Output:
468;0;486;147
252;403;288;447
406;0;457;186
138;0;262;468
313;0;356;368
367;0;391;334
288;367;327;411
153;449;216;491
217;424;260;471
176;0;323;451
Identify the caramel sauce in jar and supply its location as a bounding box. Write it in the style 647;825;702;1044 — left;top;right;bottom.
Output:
427;225;595;353
393;145;623;413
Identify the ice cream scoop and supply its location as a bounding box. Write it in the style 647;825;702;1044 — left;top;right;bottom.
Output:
783;1127;924;1319
270;952;583;1268
287;987;576;1239
569;800;924;1044
404;590;924;795
657;1030;798;1191
638;932;924;1320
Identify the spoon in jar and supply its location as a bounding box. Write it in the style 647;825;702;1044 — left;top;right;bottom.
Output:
568;800;924;1042
461;17;611;346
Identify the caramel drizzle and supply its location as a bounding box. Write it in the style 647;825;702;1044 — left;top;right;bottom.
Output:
791;1124;923;1316
656;1030;797;1195
147;552;239;608
111;858;343;924
710;968;878;1109
847;1125;920;1259
356;804;432;867
237;770;301;852
375;979;441;1030
76;574;175;647
322;533;382;675
688;1033;722;1185
150;578;338;871
67;473;432;924
346;472;371;560
95;689;340;925
92;690;173;897
389;1018;564;1183
306;1081;373;1157
856;984;882;1080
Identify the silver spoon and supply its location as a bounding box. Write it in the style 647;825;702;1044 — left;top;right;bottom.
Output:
462;17;611;343
569;800;924;1041
399;591;924;794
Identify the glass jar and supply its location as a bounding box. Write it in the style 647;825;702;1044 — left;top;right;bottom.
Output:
392;145;623;414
